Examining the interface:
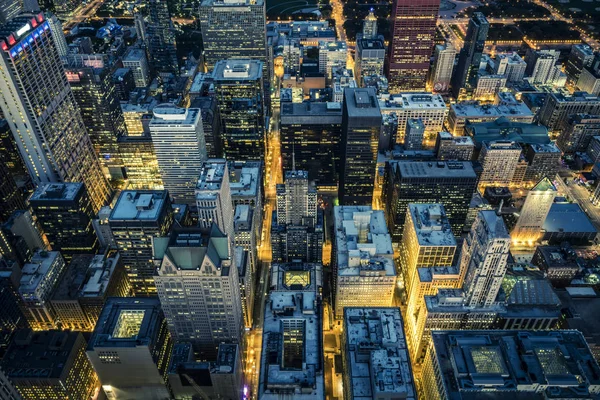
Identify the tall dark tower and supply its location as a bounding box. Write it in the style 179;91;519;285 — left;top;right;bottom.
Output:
147;0;178;74
451;12;489;98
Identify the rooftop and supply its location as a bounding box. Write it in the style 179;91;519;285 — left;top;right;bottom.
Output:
196;159;227;192
379;92;446;110
408;204;456;247
344;308;416;399
271;262;323;292
0;14;48;54
110;190;169;221
149;105;200;126
52;254;95;301
344;88;380;117
465;117;550;148
438;132;475;146
392;161;477;179
29;182;84;203
429;330;600;399
229;160;261;199
88;297;164;349
451;102;534;118
543;203;597;234
123;48;146;61
529;142;561;153
334;206;395;277
213;60;263;81
201;0;264;7
79;253;122;298
19;251;63;298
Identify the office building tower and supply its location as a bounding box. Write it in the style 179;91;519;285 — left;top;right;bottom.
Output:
477;141;522;191
435;132;474;160
400;203;457;302
529;50;561;85
0;161;25;225
422;330;600;400
451;12;489;97
271;170;323;263
87;297;173;400
0;258;28;333
379;93;448;143
333;206;395;317
355;36;385;86
153;227;243;356
123;48;151;87
448;101;534;135
18;250;66;330
538;91;600;134
212;60;265;161
379;112;398;151
578;64;600;96
0;119;28;181
362;8;378;39
383;161;477;239
149;106;206;205
428;43;456;93
512;178;556;244
195;160;235;241
566;44;595;84
386;0;439;91
340;88;381;205
461;210;510;308
146;0;178;74
112;68;136;101
168;343;244;400
559;114;600;153
2;329;97;400
29;183;98;260
0;14;110;213
191;96;223;159
65;65;126;178
404;118;425;150
472;74;506;101
117;133;163;189
319;41;347;80
259;263;323;398
234;245;253;328
199;0;267;70
493;52;526;82
109;190;174;296
523;143;560;184
280;101;342;188
46;14;68;59
343;308;416;400
0;210;47;264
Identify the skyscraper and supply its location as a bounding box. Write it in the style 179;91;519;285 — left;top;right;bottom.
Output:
146;0;178;74
477;140;522;191
362;9;378;40
0;0;22;24
0;14;111;213
198;0;267;70
108;190;174;296
29;183;98;260
195;160;235;241
461;210;510;308
149;106;206;205
153;227;243;357
511;178;557;245
451;12;489;98
340;88;381;205
386;0;440;92
0;160;25;225
428;43;456;93
212;60;265;161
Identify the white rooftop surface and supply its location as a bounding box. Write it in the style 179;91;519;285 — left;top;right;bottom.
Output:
451;101;533;118
110;191;166;220
19;252;61;296
408;204;456;247
29;182;82;201
334;206;395;277
196;160;226;192
150;106;200;126
80;254;119;297
213;60;263;80
439;131;474;145
260;290;323;399
230;164;260;198
344;308;416;399
378;93;447;110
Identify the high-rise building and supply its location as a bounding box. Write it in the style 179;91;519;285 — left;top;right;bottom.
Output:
0;160;25;225
523;143;561;184
477;141;522;191
472;74;507;101
153;227;243;357
528;50;562;85
2;329;98;400
0;258;28;333
451;12;489;98
259;262;323;398
212;60;265;161
428;43;456;93
404;118;425;150
146;0;178;74
577;62;600;96
493;52;526;82
280;101;342;188
0;210;47;265
448;101;534;135
559;114;600;153
355;37;385;86
112;68;136;101
461;210;510;308
29;183;98;260
18;250;66;330
87;297;173;400
383;161;477;239
340;88;381;205
333;206;396;317
0;366;20;400
512;178;557;245
199;0;267;70
108;190;174;296
565;44;595;84
195;160;235;241
386;0;439;92
149;106;206;205
0;14;111;213
538;91;600;134
342;308;416;400
422;330;600;400
271;170;323;263
122;48;151;87
117;133;164;189
318;41;347;80
0;0;22;24
362;9;378;40
65;65;126;178
435;131;474;160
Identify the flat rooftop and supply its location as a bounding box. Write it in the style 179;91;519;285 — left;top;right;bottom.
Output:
110;190;169;221
149;106;200;126
80;253;121;298
280;101;342;124
19;251;62;297
196;159;227;192
29;182;83;202
543;203;597;234
429;329;600;399
212;60;263;81
344;88;381;117
229;161;261;199
392;160;477;179
379;92;447;110
123;48;146;61
271;262;323;292
334;206;395;277
408;203;456;247
451;101;534;118
344;308;416;399
52;254;95;301
439;132;475;146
